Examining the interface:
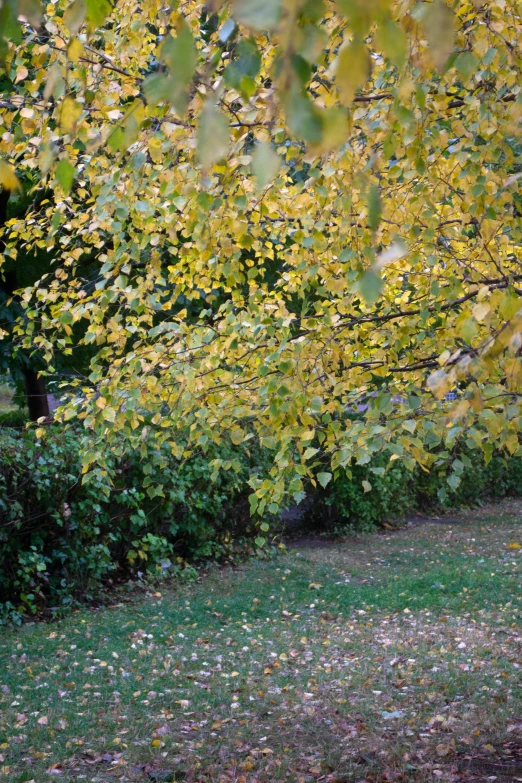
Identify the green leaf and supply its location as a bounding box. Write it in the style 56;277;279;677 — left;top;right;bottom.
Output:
317;471;332;488
55;158;76;194
107;126;124;153
224;39;261;90
375;18;407;67
368;184;381;232
0;4;22;44
284;84;322;144
143;73;169;106
251;141;280;190
447;473;461;491
161;21;197;85
260;522;270;532
233;0;282;30
17;0;43;27
310;395;323;411
85;0;112;31
455;51;478;81
197;102;229;170
359;269;382;305
336;40;371;103
255;536;266;547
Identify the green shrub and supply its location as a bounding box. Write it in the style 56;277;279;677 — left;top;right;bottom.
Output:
304;457;415;534
0;426;273;623
0;408;28;427
305;451;522;535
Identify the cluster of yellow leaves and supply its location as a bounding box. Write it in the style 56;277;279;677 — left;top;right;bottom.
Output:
0;0;521;507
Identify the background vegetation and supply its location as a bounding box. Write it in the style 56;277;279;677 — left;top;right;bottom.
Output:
2;392;521;624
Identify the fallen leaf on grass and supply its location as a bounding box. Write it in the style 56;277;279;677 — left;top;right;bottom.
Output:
46;763;64;775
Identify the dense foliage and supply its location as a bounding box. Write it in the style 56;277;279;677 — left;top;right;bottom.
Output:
0;425;274;624
305;453;522;534
0;0;520;512
2;413;520;623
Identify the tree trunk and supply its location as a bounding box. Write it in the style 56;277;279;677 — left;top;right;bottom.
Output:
2;187;52;421
23;368;50;422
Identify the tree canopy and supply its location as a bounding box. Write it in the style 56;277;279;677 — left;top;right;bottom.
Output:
0;0;521;512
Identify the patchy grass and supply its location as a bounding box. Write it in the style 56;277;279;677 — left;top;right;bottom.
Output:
0;382;16;414
1;502;522;783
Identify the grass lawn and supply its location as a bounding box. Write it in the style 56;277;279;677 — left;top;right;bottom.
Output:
1;502;522;783
0;383;16;415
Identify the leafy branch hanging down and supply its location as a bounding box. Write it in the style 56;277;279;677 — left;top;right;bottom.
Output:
0;0;521;511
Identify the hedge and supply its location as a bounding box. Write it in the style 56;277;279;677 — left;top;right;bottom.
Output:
303;452;522;534
0;425;273;624
2;423;521;624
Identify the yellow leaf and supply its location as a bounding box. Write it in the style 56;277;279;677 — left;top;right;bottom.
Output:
59;97;83;135
508;542;521;550
0;161;21;191
504;358;522;392
472;302;490;322
15;66;29;83
423;0;455;70
336;40;371;104
151;739;161;747
427;369;452;400
230;427;244;445
68;38;85;64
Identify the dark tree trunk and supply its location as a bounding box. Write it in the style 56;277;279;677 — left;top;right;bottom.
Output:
23;368;50;422
2;187;51;420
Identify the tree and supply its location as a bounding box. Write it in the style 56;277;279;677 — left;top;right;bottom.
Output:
0;0;521;510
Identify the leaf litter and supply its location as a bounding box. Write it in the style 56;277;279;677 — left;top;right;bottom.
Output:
1;500;521;783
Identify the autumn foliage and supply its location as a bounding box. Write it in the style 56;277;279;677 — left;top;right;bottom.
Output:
0;0;521;510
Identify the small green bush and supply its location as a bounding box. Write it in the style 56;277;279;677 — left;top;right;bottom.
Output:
0;408;28;427
305;457;414;534
0;426;273;623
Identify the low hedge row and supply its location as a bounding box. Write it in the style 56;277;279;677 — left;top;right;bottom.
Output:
2;422;521;624
0;426;273;624
304;452;522;533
